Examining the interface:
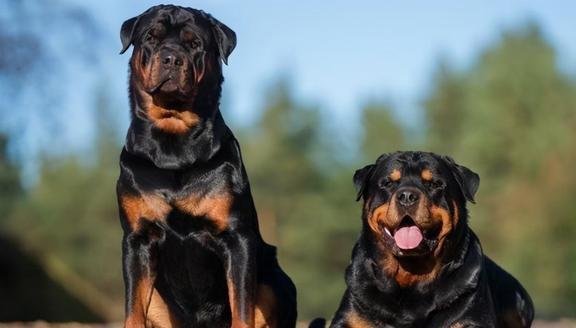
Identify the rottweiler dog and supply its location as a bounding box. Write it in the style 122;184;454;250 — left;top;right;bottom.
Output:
327;151;533;328
116;5;296;328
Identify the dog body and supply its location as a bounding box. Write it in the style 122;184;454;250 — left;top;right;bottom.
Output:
329;152;533;328
116;6;296;328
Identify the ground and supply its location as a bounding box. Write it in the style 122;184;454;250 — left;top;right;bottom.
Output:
0;321;575;328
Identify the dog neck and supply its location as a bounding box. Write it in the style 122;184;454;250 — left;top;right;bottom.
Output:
124;84;231;169
380;252;443;287
350;230;482;325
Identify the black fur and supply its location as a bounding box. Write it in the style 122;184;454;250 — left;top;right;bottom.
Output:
117;5;296;327
329;151;533;328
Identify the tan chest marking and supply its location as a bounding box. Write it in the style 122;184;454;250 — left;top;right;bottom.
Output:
145;287;181;328
147;104;200;134
174;193;233;233
255;284;278;328
124;276;153;328
120;194;172;231
345;310;372;328
383;257;441;287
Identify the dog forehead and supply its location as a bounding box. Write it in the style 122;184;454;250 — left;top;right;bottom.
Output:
144;6;204;28
377;152;444;176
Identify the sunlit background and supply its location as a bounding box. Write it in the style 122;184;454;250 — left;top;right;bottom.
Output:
1;0;575;324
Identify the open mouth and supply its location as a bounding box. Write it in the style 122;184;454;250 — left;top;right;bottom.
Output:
384;216;424;250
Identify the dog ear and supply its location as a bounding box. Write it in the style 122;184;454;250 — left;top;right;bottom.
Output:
441;156;480;203
354;164;376;202
120;16;142;54
202;12;237;65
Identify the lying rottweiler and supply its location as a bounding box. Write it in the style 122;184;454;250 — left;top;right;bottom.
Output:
116;5;296;328
326;151;533;328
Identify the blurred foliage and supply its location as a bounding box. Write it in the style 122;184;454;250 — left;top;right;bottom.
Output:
0;135;21;217
0;3;575;322
242;79;360;318
360;100;406;163
423;23;576;316
1;88;123;320
0;0;100;167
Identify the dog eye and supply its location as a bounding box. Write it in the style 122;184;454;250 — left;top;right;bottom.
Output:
145;32;158;42
378;178;397;189
190;40;202;50
428;180;445;190
147;26;166;41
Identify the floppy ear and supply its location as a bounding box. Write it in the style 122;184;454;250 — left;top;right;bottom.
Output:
120;16;141;54
203;12;237;65
353;164;376;202
442;156;480;203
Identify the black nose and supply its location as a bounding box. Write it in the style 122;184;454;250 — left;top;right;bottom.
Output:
162;53;184;67
397;188;420;207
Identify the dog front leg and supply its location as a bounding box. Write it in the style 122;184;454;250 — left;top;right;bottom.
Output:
122;221;166;328
222;230;257;328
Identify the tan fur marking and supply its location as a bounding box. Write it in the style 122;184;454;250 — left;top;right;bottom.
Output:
389;169;402;181
174;193;233;233
121;194;171;232
450;323;465;328
452;200;460;227
131;50;200;134
194;53;209;85
430;205;453;255
345;310;372;328
124;276;154;328
377;198;458;287
254;284;278;328
368;203;389;234
421;169;433;181
388;204;454;286
227;277;254;328
145;288;180;328
131;49;149;85
384;255;441;287
147;104;200;134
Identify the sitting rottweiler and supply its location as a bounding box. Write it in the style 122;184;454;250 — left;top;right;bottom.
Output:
327;151;533;328
116;5;296;328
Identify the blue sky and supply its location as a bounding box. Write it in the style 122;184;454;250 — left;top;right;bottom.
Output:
3;0;572;182
63;0;576;144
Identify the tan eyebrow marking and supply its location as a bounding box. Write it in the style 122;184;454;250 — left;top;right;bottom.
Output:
421;169;433;181
389;169;402;181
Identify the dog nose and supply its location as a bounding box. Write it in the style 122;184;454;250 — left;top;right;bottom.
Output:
397;188;420;207
162;53;183;67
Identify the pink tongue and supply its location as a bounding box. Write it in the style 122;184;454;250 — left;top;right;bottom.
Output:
394;226;423;250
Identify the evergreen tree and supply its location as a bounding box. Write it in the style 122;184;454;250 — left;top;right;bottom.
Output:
360;100;405;162
0;135;21;222
424;22;576;316
423;58;467;154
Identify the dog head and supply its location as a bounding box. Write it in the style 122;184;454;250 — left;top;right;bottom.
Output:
354;151;479;258
120;5;236;133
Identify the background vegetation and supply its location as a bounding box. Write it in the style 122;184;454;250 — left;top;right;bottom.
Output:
1;0;575;322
